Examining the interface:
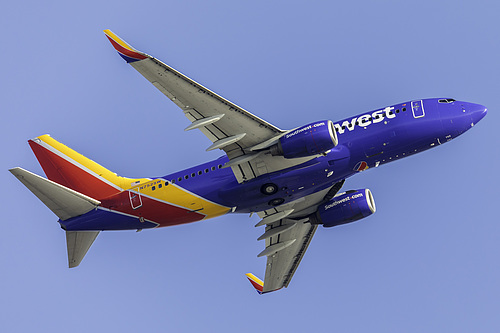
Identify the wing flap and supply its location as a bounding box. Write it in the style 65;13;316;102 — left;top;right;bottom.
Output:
10;167;100;221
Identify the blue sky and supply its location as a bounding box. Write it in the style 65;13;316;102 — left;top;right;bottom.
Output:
2;1;499;332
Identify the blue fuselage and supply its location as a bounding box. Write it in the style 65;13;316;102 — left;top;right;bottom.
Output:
161;98;486;213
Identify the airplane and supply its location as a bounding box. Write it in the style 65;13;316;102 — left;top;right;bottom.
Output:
9;30;487;294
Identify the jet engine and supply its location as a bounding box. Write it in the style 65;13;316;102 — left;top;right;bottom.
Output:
270;120;338;159
310;189;376;228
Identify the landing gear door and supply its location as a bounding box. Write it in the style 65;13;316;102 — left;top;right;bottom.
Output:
129;189;142;209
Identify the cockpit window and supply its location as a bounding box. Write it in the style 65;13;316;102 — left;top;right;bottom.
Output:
438;98;456;103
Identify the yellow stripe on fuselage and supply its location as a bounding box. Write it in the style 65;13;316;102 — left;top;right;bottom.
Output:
133;179;231;219
37;135;230;219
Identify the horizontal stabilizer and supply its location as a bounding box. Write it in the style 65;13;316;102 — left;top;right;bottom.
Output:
9;167;101;221
66;231;100;268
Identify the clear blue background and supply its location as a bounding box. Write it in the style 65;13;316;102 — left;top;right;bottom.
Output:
2;1;499;332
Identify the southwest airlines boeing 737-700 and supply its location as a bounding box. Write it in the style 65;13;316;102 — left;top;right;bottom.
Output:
10;30;487;294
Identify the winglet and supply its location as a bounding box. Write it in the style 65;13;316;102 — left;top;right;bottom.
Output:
245;273;264;294
103;29;149;63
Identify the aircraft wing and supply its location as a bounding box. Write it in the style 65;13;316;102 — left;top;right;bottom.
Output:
252;181;344;293
104;30;317;182
258;217;318;293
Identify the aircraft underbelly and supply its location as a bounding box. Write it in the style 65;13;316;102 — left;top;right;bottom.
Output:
219;159;354;213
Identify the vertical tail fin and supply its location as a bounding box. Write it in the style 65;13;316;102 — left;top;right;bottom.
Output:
66;231;99;268
28;135;149;200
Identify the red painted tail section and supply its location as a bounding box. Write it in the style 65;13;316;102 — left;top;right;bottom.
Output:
28;135;149;201
29;140;119;200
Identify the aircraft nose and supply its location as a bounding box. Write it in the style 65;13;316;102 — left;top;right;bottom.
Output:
469;103;487;125
439;100;486;139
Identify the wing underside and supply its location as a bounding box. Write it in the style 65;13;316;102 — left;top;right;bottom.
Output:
104;30;319;182
254;181;344;293
261;219;317;293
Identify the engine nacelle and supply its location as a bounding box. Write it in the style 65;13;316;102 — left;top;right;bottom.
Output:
310;189;376;228
270;120;338;159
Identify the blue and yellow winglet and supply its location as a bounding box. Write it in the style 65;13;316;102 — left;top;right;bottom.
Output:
246;273;264;295
103;29;149;63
